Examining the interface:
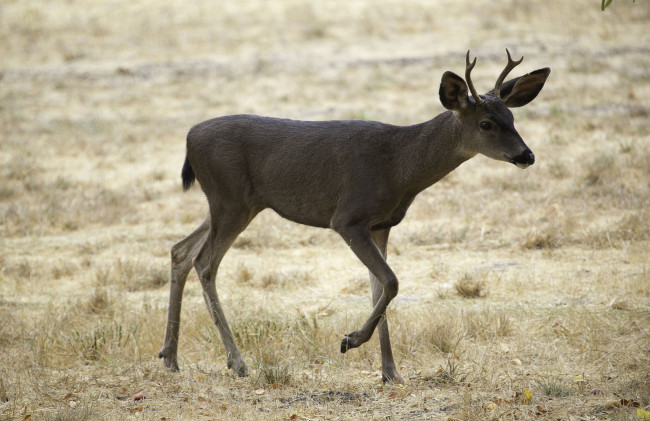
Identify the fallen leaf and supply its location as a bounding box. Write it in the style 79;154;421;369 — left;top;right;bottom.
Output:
536;405;547;414
197;375;206;382
516;389;533;404
486;403;497;411
23;416;31;421
255;388;265;395
524;390;533;403
637;408;650;421
130;407;143;414
63;393;75;400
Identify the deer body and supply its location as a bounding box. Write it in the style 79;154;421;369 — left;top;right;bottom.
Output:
187;112;465;231
159;50;550;382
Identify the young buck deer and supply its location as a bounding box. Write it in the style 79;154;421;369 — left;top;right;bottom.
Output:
159;49;550;382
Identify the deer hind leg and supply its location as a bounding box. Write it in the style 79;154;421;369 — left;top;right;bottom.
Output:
159;215;211;372
368;228;402;383
334;223;399;355
193;207;253;377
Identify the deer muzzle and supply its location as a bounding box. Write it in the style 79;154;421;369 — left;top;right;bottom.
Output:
506;150;535;169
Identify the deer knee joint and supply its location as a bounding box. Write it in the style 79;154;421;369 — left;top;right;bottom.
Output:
171;244;187;264
384;276;399;300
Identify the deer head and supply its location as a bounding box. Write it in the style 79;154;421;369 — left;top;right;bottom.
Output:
439;49;551;168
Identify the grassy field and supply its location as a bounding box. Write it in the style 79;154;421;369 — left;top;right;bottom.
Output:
1;0;649;419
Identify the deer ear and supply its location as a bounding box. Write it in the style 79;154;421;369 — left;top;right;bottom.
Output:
488;68;551;107
439;71;469;111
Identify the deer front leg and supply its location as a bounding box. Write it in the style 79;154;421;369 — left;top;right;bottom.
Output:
369;229;402;383
335;224;399;354
159;216;210;371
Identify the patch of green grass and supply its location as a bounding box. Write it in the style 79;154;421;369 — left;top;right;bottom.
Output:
536;378;574;397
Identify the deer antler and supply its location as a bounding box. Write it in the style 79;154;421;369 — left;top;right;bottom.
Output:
493;48;523;99
465;50;483;105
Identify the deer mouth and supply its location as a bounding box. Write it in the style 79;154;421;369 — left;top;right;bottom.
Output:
504;151;535;169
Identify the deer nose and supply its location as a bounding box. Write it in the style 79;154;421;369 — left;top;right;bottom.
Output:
511;150;535;169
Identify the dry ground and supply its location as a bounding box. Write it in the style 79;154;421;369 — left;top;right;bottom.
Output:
1;0;649;420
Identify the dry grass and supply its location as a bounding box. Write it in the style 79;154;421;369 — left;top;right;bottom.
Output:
1;0;650;419
454;273;487;298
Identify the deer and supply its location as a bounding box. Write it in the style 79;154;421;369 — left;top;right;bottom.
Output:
158;49;550;383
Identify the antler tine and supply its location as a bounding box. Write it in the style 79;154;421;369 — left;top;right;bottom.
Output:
493;48;524;99
465;50;483;105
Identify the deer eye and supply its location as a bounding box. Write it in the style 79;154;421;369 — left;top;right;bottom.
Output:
479;121;493;131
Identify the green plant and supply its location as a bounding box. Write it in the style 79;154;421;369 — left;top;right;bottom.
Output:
602;0;636;11
536;378;573;397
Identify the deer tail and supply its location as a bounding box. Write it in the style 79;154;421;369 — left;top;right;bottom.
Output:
181;154;195;191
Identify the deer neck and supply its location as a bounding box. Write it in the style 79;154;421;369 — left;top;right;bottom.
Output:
398;111;475;194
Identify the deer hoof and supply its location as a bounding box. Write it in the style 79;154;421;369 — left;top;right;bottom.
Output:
227;358;249;377
340;331;362;353
158;349;180;372
340;336;350;353
235;364;249;377
382;371;404;384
